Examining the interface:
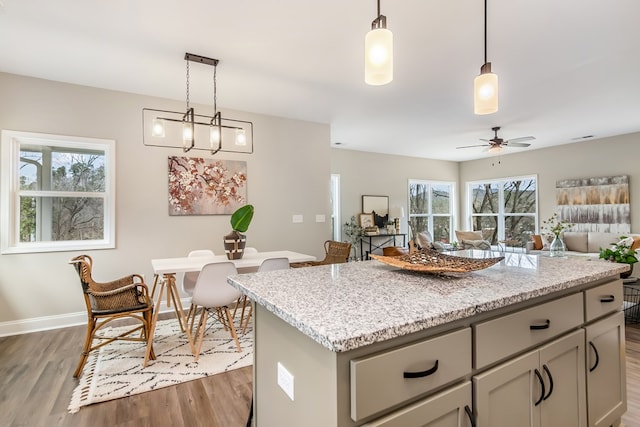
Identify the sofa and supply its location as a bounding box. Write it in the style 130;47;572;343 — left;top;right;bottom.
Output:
530;231;640;258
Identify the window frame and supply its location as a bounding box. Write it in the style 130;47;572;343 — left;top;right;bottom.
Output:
408;179;456;243
1;130;116;254
465;175;538;243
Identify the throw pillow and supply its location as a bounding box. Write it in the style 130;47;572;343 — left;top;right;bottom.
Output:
531;235;543;250
455;230;483;242
415;231;434;249
431;241;446;251
541;233;556;251
461;239;492;250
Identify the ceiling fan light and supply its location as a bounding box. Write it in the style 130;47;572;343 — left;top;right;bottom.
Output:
474;66;499;115
488;145;503;154
365;28;393;85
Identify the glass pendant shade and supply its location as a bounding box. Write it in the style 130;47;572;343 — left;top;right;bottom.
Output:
182;122;193;147
235;129;247;146
210;126;220;148
365;28;393;86
474;66;499;115
151;119;165;137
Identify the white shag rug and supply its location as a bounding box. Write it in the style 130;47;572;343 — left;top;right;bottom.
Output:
68;318;253;413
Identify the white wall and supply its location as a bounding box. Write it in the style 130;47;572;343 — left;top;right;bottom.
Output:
459;132;640;231
0;72;332;329
331;148;460;241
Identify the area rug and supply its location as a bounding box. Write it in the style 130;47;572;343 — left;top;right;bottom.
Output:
68;318;253;413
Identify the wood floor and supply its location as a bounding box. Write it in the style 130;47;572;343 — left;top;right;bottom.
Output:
1;321;639;427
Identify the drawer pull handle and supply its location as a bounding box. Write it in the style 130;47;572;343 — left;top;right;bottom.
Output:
534;368;545;406
403;360;439;378
542;364;554;401
589;341;600;372
600;295;615;303
464;405;476;427
530;319;550;330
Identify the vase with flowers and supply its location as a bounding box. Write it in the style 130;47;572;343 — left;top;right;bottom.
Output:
599;236;638;279
541;213;574;257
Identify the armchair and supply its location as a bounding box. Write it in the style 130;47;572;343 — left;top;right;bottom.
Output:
69;254;155;378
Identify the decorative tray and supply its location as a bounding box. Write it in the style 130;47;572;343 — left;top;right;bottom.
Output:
369;249;504;275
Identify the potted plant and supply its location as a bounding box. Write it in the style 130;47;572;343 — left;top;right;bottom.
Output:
599;236;638;278
224;204;254;260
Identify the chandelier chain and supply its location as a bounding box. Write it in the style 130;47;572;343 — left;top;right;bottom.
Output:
213;63;217;114
185;59;190;110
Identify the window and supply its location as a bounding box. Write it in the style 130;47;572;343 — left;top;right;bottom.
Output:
467;176;537;245
408;180;455;243
1;130;115;254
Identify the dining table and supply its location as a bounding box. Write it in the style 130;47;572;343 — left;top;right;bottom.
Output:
143;250;316;366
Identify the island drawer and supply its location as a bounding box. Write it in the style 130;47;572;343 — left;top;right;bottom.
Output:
362;381;471;427
474;292;583;369
350;327;471;422
584;279;622;322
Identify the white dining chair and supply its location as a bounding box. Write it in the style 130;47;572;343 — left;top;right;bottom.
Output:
182;250;215;332
239;257;290;333
191;262;242;360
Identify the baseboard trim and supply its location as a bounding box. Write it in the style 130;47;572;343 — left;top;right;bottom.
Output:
0;297;192;337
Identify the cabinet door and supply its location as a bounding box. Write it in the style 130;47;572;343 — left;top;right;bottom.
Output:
585;311;627;427
363;382;473;427
538;329;587;427
473;351;539;427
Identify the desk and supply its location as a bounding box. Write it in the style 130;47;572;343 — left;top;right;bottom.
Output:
359;233;406;260
144;250;316;366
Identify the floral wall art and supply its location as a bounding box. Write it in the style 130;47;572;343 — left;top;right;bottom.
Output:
168;156;247;215
555;175;630;233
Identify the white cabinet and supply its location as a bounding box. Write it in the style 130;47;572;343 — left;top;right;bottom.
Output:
584;311;627;427
473;329;586;427
363;382;473;427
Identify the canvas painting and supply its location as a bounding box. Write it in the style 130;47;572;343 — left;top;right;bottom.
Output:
168;156;247;215
556;175;630;233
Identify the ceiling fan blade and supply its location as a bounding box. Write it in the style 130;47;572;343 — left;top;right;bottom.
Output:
479;138;490;142
506;136;535;144
505;142;531;148
456;144;490;149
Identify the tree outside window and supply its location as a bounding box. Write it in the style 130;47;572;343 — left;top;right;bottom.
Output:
408;180;454;243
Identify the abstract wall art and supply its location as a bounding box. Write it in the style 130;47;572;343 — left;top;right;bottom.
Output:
556;175;630;233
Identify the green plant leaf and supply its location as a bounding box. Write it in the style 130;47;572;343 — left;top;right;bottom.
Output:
230;204;254;233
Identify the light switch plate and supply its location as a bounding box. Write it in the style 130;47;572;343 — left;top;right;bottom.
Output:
292;214;303;223
315;214;325;223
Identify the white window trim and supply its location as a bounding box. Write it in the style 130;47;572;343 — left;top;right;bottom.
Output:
1;130;116;254
465;175;538;241
408;179;457;242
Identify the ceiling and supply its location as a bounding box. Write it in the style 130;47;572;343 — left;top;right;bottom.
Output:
1;0;639;162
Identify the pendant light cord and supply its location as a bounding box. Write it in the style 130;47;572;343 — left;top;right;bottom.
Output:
213;64;217;115
483;0;488;64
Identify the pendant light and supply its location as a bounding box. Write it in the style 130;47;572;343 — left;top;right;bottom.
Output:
365;0;393;86
474;0;498;115
142;53;254;155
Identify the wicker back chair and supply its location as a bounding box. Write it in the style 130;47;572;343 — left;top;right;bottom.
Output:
69;254;155;378
291;240;352;267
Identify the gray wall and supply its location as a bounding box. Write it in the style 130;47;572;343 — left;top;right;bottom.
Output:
331;148;460;241
458;132;640;231
0;72;332;330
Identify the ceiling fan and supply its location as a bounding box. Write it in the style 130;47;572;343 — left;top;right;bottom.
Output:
457;127;535;153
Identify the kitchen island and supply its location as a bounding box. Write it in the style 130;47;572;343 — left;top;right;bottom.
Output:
228;251;628;427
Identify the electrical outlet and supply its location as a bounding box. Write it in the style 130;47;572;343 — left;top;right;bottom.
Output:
277;362;294;401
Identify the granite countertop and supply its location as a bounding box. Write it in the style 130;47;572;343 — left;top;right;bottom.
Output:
227;251;628;353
